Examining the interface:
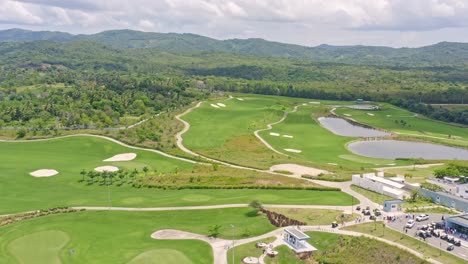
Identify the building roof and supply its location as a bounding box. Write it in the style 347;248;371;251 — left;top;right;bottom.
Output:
285;227;310;240
365;175;405;189
447;214;468;227
382;186;404;196
384;199;405;204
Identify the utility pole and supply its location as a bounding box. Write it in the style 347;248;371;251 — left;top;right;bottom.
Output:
231;224;235;264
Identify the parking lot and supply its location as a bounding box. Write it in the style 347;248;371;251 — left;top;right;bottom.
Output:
386;213;468;260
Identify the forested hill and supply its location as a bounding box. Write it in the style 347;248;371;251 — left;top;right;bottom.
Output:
1;28;468;67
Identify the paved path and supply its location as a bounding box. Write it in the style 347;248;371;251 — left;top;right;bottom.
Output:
253;106;299;156
152;218;443;264
71;204;354;212
374;163;444;171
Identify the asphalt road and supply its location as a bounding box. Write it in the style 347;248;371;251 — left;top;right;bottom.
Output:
386;213;468;260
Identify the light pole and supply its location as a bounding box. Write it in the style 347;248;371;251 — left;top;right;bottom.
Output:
69;249;75;264
107;176;112;209
231;224;235;264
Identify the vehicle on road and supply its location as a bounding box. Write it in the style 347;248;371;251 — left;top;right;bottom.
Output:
416;214;429;221
356;206;361;211
374;209;381;216
454;239;461;246
332;221;338;228
406;220;415;228
447;243;455;251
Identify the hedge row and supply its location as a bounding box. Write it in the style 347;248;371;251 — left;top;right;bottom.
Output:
133;183;340;191
0;207;84;227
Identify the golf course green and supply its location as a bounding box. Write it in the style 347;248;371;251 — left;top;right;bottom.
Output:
0;208;274;263
0;135;356;214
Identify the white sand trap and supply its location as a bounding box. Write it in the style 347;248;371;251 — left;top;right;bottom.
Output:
310;101;320;104
210;104;220;108
284;148;302;153
282;135;293;138
104;153;137;162
367;113;375;116
237;98;244;101
30;169;59;177
344;114;352;117
386;115;392;117
270;164;328;176
270;132;280;136
302;103;307;106
94;166;119;172
216;103;226;107
327;163;338;166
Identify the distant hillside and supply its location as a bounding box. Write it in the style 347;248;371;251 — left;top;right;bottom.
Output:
1;29;468;66
0;29;468;67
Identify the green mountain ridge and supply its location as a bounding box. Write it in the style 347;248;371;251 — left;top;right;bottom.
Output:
1;28;467;66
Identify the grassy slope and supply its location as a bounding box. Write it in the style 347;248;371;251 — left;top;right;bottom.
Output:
227;237;276;264
350;185;394;205
182;95;304;169
335;104;468;147
383;165;445;183
343;222;465;264
0;208;273;264
0;136;355;214
268;208;358;225
259;104;408;169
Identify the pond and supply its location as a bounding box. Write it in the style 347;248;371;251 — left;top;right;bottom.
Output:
348;140;468;160
318;117;390;137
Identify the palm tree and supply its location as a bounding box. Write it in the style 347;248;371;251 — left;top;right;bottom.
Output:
80;169;86;182
142;166;149;176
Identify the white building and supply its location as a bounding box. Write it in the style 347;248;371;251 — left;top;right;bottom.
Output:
456;183;468;199
352;173;406;199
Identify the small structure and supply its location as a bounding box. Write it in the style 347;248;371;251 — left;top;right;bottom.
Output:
283;227;317;253
383;199;405;212
356;99;364;103
444;177;460;185
445;214;468;236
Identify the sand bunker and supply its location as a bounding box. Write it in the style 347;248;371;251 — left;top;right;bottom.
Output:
310;102;320;104
327;163;338;166
216;103;226;107
282;135;293;138
302;103;307;106
94;166;119;172
386;115;392;117
30;169;59;177
270;132;280;136
210;104;220;108
270;164;328;176
284;148;302;153
237;98;244;101
104;153;137;162
367;113;375;116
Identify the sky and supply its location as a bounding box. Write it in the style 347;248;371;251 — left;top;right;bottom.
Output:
1;0;468;47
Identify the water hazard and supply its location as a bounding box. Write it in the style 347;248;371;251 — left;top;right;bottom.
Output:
318;117;390;137
348;140;468;160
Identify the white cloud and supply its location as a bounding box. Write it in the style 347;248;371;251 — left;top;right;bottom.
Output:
1;0;468;47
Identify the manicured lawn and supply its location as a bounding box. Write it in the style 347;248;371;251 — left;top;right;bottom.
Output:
335;104;468;147
350;185;393;205
268;208;358;225
343;222;465;264
0;208;273;264
0;135;356;214
227;237;276;264
383;165;445;183
259;105;409;169
182;95;308;169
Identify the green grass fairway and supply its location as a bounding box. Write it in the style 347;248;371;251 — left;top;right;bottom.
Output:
128;249;192;264
0;135;356;214
8;230;69;264
182;94;313;169
0;208;273;264
335;104;468;147
259;104;408;168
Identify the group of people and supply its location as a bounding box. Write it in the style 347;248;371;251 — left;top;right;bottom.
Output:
445;227;468;241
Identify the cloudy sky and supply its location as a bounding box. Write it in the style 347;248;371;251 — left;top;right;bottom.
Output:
1;0;468;47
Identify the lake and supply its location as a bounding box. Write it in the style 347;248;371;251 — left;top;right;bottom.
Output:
318;117;390;137
348;140;468;160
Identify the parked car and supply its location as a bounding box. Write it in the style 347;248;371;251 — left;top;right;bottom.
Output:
374;209;381;216
370;215;376;220
447;235;455;243
454;239;461;246
447;243;455;251
440;233;448;240
356;206;361;211
417;230;426;238
363;210;371;216
416;214;429;222
365;206;370;211
406;220;415;228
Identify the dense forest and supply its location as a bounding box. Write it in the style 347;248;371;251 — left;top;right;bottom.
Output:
0;29;467;128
